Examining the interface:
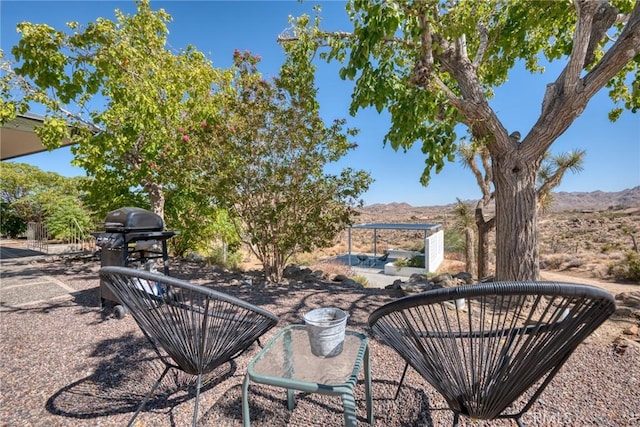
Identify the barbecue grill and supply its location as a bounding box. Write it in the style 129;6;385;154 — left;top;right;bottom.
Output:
95;207;177;317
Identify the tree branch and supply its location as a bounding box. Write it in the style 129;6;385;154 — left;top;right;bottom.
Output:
536;1;639;157
585;2;620;67
480;148;493;195
456;34;468;61
582;0;640;95
473;24;489;67
277;31;414;49
564;0;599;92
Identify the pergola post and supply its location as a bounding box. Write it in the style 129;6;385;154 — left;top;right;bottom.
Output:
348;227;352;266
373;228;378;257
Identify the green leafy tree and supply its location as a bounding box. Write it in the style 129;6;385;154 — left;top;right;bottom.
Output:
0;201;26;238
190;50;372;282
2;0;227;225
0;162;93;239
1;162;60;222
281;1;640;281
45;196;94;241
164;189;241;259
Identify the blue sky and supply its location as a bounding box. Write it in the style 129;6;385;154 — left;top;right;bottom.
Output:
2;0;639;206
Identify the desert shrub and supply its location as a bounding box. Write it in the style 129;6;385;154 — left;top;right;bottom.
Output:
407;255;425;268
313;260;353;278
565;257;586;269
350;275;369;287
601;243;612;253
444;228;465;254
539;254;569;270
407;242;425;252
205;245;242;270
608;251;640;283
394;257;409;268
292;252;319;266
608;252;626;262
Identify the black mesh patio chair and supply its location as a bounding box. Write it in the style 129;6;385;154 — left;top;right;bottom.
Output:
368;281;615;426
99;266;279;427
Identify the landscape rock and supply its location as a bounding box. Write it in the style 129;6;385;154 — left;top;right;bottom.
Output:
623;325;639;336
615;292;640;309
432;273;453;284
614;307;636;318
454;272;474;284
408;273;429;283
184;252;205;264
310;270;324;278
385;279;404;290
433;275;466;288
283;264;312;279
613;336;630;354
342;278;364;289
400;282;433;295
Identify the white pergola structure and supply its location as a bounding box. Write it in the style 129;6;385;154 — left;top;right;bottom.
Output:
347;222;444;272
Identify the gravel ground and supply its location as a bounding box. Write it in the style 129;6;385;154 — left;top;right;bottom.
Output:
1;257;639;426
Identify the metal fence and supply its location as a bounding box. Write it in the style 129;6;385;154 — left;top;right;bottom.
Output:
26;219;96;255
27;222;49;253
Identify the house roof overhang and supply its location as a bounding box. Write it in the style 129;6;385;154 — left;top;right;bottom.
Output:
1;113;74;160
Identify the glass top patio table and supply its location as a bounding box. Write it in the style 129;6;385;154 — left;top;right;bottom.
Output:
242;324;373;426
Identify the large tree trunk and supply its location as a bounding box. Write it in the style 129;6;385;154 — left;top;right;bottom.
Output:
493;153;540;281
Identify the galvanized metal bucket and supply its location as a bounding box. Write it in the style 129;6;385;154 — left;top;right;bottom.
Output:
303;307;348;358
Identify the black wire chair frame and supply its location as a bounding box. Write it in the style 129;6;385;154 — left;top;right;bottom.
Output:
99;266;279;427
368;281;616;426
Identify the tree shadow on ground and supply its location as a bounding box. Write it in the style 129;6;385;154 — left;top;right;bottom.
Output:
179;266;404;331
0;287;101;318
45;332;235;422
199;378;436;426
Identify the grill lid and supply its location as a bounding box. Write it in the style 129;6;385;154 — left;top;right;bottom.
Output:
103;207;163;231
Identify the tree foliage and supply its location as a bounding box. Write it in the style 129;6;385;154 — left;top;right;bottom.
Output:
3;1;224;213
2;2;371;270
0;162;93;239
1;0;236;253
280;0;640;281
188;50;372;282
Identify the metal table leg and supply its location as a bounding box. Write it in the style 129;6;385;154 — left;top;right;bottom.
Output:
364;345;374;425
242;374;251;427
341;391;358;427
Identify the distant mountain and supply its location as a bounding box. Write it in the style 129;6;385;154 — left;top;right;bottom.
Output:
365;202;413;211
549;186;640;211
363;186;640;213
